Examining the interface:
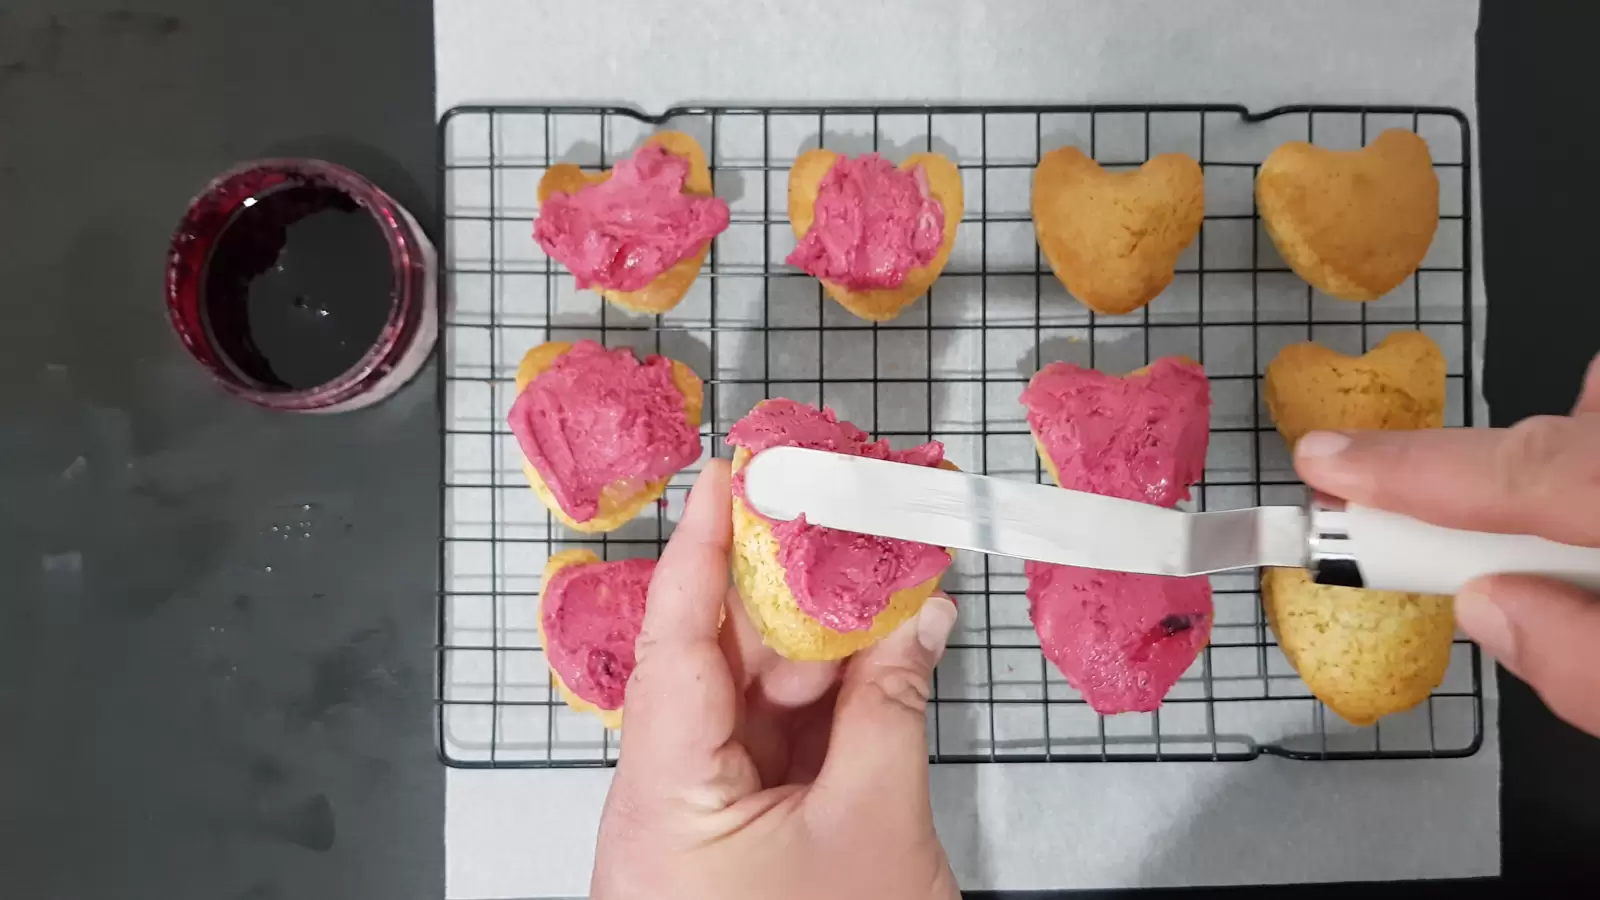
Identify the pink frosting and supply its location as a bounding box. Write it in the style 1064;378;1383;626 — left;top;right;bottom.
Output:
1026;562;1213;714
542;557;654;710
728;399;952;632
533;143;730;292
786;153;945;291
1020;357;1212;508
508;341;701;523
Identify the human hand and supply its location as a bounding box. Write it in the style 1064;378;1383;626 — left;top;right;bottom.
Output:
591;459;962;900
1293;353;1600;736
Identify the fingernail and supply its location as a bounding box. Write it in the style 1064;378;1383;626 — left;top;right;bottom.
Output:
1456;586;1515;665
916;594;958;656
1295;431;1351;460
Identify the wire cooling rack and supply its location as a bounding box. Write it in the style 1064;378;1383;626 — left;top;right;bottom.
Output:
435;103;1482;768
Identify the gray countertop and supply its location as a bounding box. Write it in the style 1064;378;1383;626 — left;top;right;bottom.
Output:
1;1;1596;898
0;3;441;899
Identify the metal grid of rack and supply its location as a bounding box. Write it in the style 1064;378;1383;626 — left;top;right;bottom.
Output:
436;103;1482;768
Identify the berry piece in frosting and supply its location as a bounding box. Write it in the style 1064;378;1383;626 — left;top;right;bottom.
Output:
728;399;951;633
508;341;702;524
541;555;653;712
1026;562;1213;714
534;142;730;292
1021;356;1211;508
786;153;945;291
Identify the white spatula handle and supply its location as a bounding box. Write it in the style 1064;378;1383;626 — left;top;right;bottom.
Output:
1310;502;1600;595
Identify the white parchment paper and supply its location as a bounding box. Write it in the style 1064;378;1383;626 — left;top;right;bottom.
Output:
437;1;1496;896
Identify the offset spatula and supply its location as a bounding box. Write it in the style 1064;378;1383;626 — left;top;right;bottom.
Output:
741;447;1600;595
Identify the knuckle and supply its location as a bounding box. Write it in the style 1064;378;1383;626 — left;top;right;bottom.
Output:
1496;416;1573;495
1490;416;1600;545
866;664;933;715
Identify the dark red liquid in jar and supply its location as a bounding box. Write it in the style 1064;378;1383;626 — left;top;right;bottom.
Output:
202;185;395;391
167;159;436;412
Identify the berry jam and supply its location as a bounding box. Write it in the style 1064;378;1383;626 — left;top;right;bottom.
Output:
166;159;437;413
201;185;395;391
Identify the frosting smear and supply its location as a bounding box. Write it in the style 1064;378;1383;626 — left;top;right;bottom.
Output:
787;153;945;291
508;341;701;523
1021;357;1211;507
1026;563;1213;714
543;557;653;710
534;143;730;292
728;399;951;632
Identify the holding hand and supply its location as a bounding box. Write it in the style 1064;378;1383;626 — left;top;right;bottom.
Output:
1295;354;1600;736
592;459;962;900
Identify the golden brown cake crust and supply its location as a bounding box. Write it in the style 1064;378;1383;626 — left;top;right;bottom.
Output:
787;149;963;322
1032;148;1204;315
1256;129;1439;302
537;130;715;315
1261;329;1452;725
1263;330;1445;449
1262;568;1454;726
513;341;704;534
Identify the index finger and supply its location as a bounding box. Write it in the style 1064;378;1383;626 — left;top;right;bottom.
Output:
1294;419;1600;548
637;458;733;653
619;460;745;777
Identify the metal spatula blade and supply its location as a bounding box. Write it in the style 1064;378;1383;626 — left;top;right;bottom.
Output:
740;447;1308;577
740;447;1600;595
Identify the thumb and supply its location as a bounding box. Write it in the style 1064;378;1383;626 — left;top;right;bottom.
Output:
1457;574;1600;736
810;593;957;827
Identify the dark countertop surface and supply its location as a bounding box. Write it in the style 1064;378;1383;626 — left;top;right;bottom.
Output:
1;2;1596;899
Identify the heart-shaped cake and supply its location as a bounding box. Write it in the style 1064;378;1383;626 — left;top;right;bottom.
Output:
539;549;654;729
1032;148;1204;315
1262;329;1452;725
1263;331;1444;449
1256;129;1439;302
535;131;728;314
1028;562;1213;715
727;399;959;661
1262;567;1453;726
1021;356;1212;508
509;340;704;534
787;150;963;322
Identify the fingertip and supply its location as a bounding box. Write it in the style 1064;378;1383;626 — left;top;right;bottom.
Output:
1454;577;1514;665
1574;351;1600;415
680;458;733;537
1292;431;1369;498
701;455;733;483
915;593;958;658
1294;430;1351;461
